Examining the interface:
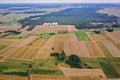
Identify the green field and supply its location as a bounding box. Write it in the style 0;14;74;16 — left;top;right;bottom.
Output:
97;58;120;78
0;46;6;50
75;31;90;41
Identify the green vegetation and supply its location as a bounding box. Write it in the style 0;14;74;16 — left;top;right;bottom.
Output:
19;7;118;29
51;50;66;61
97;42;113;58
0;59;31;76
75;31;90;41
98;58;120;78
0;46;6;50
81;58;100;69
65;55;82;68
32;69;62;75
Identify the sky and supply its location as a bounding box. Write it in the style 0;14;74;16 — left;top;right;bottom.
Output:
0;0;120;3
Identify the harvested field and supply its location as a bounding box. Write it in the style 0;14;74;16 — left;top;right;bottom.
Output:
59;67;107;80
86;42;105;57
0;75;26;80
66;25;77;32
70;76;99;80
91;34;107;42
11;47;39;60
105;32;120;43
30;39;46;48
15;36;39;47
32;74;68;80
0;39;22;56
0;39;16;46
102;41;120;57
36;36;55;59
0;36;39;61
57;25;67;32
64;41;91;57
0;25;21;32
31;25;58;34
53;34;70;52
19;26;30;34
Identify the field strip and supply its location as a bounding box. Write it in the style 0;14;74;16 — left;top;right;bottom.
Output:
0;39;22;56
91;34;107;42
15;36;39;47
102;40;120;57
59;67;107;80
86;32;94;41
64;41;91;57
86;42;105;57
0;36;39;62
35;36;55;59
106;33;120;43
31;74;70;80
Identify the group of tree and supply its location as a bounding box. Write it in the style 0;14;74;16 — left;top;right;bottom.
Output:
51;50;65;61
51;51;82;68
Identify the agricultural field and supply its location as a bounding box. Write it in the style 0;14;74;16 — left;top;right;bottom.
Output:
0;24;120;80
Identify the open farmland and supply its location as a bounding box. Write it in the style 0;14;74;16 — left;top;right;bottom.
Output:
86;42;105;57
75;31;91;41
36;36;55;59
102;41;120;57
59;67;107;80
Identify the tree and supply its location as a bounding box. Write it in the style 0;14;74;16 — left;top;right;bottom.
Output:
60;50;65;61
65;55;82;68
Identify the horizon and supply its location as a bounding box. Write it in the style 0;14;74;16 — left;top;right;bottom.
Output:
0;0;120;4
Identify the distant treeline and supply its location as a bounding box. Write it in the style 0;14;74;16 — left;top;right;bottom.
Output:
18;7;119;30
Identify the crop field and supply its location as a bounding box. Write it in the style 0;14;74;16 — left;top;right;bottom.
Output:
0;25;21;32
105;32;120;43
59;67;107;80
36;36;55;59
102;41;120;57
75;31;91;41
86;42;105;57
0;75;26;80
53;34;70;52
0;27;120;80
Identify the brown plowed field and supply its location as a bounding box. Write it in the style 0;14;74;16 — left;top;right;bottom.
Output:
102;41;120;57
59;67;107;80
86;42;105;57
